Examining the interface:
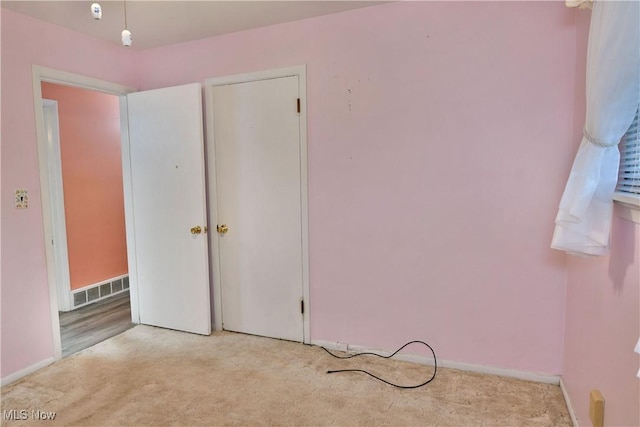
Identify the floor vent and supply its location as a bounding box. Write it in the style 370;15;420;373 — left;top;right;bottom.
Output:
71;275;129;310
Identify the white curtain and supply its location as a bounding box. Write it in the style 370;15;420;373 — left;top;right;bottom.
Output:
552;0;640;256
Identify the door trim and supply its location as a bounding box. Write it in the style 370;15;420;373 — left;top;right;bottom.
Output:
32;65;137;361
41;99;72;312
204;65;310;344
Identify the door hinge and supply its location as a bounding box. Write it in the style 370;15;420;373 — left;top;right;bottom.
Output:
300;299;304;314
296;98;301;113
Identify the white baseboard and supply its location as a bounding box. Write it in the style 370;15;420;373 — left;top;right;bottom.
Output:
1;357;55;387
312;339;560;385
560;378;579;427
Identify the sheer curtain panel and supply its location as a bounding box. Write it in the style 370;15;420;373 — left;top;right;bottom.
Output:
551;0;640;256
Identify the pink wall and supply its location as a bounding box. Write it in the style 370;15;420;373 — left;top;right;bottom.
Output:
563;213;640;427
2;1;598;382
561;10;640;427
137;1;577;374
1;9;137;377
40;83;128;290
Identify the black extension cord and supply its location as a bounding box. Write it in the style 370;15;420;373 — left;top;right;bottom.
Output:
321;340;437;389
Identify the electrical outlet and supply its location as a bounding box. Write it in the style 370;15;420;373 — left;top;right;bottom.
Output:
336;342;348;352
589;390;604;427
15;189;28;209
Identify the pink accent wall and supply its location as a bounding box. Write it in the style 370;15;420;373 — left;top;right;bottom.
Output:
7;1;629;391
561;10;640;427
137;1;577;374
563;212;640;426
40;83;128;290
1;8;137;377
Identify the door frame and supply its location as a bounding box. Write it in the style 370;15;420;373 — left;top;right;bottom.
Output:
204;65;311;343
32;65;138;360
41;99;72;312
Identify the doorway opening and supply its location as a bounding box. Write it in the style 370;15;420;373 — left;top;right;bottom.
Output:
41;81;133;357
33;66;138;361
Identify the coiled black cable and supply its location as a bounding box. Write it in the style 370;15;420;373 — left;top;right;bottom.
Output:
321;340;437;389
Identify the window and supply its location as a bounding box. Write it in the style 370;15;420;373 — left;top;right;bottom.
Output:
616;108;640;195
614;107;640;222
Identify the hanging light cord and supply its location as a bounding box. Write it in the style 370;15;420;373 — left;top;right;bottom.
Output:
123;0;128;29
321;340;437;389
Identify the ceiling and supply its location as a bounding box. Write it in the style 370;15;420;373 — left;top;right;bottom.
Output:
1;1;385;50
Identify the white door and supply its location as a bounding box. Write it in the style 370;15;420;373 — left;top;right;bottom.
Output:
127;83;211;335
210;76;304;342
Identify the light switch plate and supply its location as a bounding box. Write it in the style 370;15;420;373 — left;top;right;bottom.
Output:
15;189;28;209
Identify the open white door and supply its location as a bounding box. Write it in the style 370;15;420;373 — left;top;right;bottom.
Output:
126;83;211;335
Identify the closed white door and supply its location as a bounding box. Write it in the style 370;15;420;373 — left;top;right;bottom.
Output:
210;76;304;342
127;83;211;335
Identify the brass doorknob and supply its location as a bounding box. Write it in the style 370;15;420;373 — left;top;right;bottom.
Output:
217;224;229;234
190;225;202;235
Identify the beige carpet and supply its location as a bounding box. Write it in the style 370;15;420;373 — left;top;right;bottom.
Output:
1;326;571;426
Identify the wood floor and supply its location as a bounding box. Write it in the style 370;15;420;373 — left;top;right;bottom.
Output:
59;291;134;358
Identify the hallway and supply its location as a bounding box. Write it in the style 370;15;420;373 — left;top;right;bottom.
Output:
59;291;133;357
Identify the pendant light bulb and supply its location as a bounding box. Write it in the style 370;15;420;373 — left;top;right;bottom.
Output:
91;3;102;20
121;29;132;47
